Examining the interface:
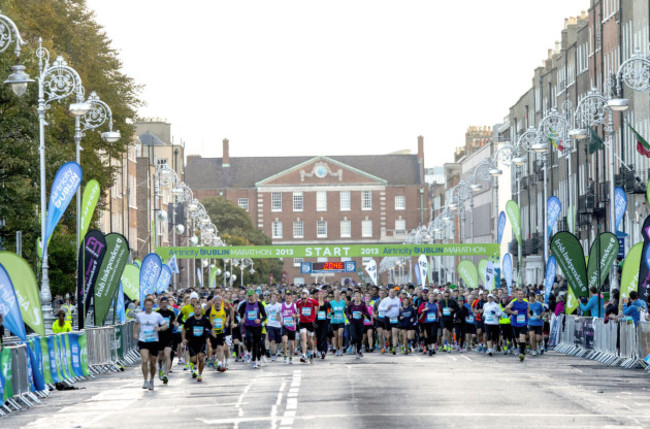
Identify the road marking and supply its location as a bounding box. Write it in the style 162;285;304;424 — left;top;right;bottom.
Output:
278;370;302;428
461;355;472;361
270;379;287;429
448;356;457;361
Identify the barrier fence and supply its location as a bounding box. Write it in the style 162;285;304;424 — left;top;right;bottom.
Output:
553;315;650;371
0;321;137;417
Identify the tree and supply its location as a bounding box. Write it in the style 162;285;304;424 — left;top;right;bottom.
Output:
202;197;283;285
0;0;141;297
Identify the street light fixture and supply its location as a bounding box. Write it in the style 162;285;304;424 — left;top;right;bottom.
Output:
0;12;33;96
4;64;34;96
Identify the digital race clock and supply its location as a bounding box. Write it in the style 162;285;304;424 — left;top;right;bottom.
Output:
300;261;357;274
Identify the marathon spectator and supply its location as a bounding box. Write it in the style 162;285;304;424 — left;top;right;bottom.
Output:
52;309;72;333
554;292;566;316
605;289;619;321
579;287;605;317
622;291;647;326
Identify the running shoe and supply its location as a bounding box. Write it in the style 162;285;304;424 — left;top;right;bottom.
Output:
162;375;168;385
531;350;537;356
262;356;267;363
178;358;185;365
300;354;308;363
392;347;396;356
142;381;148;389
428;349;433;357
272;356;277;362
381;348;386;354
148;380;154;391
159;369;164;380
284;356;288;364
232;351;237;358
477;345;483;352
289;357;293;364
321;351;326;360
197;375;202;382
488;349;493;357
519;353;525;362
405;348;409;356
183;364;189;371
254;362;260;369
192;370;198;379
355;352;362;359
401;346;405;354
217;364;223;372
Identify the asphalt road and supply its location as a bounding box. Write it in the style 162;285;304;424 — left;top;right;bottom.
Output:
4;349;650;429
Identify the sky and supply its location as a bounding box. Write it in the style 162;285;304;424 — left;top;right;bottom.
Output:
86;0;589;168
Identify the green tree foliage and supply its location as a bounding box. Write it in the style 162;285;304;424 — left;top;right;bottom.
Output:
202;197;283;285
0;0;141;297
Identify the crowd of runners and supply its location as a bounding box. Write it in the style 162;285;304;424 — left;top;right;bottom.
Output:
132;283;552;390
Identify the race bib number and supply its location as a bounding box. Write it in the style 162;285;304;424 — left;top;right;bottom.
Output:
247;310;257;321
442;307;451;316
213;319;223;330
426;312;436;322
317;311;326;320
378;310;385;318
301;307;312;317
142;328;156;342
390;317;398;324
465;315;473;323
268;311;276;320
284;317;294;327
486;315;497;324
193;326;204;337
162;317;170;326
531;314;540;320
353;311;362;320
334;310;344;320
516;314;526;324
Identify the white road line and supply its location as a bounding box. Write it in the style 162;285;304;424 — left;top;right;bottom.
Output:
279;370;302;428
461;355;472;361
448;356;457;361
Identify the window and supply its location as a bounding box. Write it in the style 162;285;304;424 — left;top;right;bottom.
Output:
341;257;352;262
293;258;304;267
293;220;304;238
317;220;328;238
316;191;327;211
272;221;283;239
395;195;406;210
340;191;351;211
395;219;406;234
293;192;303;212
362;191;372;210
340;220;351;238
362;219;372;237
238;198;249;212
271;192;282;211
317;257;328;262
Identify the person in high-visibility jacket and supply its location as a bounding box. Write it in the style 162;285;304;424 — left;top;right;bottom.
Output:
61;298;75;325
53;310;72;334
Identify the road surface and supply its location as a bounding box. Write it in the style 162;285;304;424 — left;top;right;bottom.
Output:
4;350;650;428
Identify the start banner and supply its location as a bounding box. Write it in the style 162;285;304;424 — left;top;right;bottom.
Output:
156;243;500;260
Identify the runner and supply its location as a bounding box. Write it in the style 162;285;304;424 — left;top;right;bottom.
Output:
208;295;231;372
296;289;319;363
238;290;267;369
373;288;388;353
265;292;283;362
362;294;375;352
454;296;470;352
378;287;401;355
346;290;372;359
498;295;514;354
527;292;546;356
505;289;529;362
439;288;459;352
330;290;346;356
181;302;214;382
280;291;298;364
315;289;332;360
156;297;176;384
134;297;168;390
418;291;440;356
483;293;502;356
471;291;486;352
398;296;417;355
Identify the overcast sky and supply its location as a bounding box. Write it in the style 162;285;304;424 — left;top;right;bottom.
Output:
86;0;589;167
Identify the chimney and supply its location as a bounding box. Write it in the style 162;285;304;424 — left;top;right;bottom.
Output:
417;135;424;160
222;138;230;167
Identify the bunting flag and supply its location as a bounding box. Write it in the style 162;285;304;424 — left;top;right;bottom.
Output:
548;127;565;152
364;259;378;286
168;254;180;274
629;122;650;158
588;126;604;154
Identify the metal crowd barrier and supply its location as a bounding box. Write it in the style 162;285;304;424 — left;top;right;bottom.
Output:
1;322;139;418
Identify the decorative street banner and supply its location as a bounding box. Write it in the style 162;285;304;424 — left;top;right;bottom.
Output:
94;233;130;326
156;243;501;260
78;230;107;328
638;216;650;302
364;259;378;286
485;261;495;291
140;253;162;308
586;232;619;291
478;259;489;287
547;196;561;238
80;179;100;240
196;267;203;288
550;231;587;314
502;253;513;294
544;255;557;304
0;263;26;340
117;282;126;323
413;263;421;285
614;186;627;232
417;254;428;287
620;242;643;303
155;265;173;294
121;264;140;301
567;205;576;233
0;252;44;336
497;211;506;245
505;200;522;245
209;266;220;289
458;260;478;289
168;254;180;274
43;161;82;260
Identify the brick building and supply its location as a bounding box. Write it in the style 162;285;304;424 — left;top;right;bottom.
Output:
186;137;429;285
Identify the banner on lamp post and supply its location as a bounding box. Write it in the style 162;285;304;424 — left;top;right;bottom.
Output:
485;261;495;291
417;255;428;287
155;265;173;294
43;161;82;260
547;196;561;238
502;253;513;294
139;253;162;309
497;211;506;245
505;200;522;245
544;255;557;304
364;259;378;286
79;179;100;240
614;186;627;232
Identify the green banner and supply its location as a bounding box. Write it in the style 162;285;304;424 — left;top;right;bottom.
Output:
0;251;44;336
1;347;12;401
78;332;90;377
94;233;130;326
39;337;53;385
505;200;522;245
458;260;479;289
586;232;619;290
156;243;500;260
64;334;75;378
209;266;219;289
620;242;643;302
80;179;101;240
551;232;587;314
567;205;576;233
121;264;140;301
478;259;489;286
